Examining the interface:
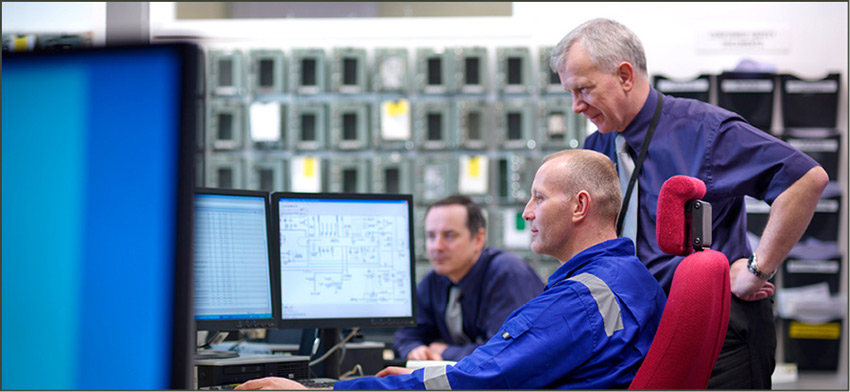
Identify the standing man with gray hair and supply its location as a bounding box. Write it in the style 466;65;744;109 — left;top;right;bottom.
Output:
550;17;828;388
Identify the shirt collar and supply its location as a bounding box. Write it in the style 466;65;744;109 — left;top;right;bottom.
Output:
454;247;491;292
545;238;635;289
619;85;660;153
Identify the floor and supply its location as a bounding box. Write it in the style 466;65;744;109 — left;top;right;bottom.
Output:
773;367;848;390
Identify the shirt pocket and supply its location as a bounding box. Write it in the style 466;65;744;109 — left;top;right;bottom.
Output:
500;313;533;340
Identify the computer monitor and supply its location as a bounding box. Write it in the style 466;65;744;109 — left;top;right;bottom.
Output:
193;188;280;332
271;192;417;329
2;43;199;390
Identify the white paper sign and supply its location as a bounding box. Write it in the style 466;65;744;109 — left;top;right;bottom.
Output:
291;156;321;192
459;155;488;195
381;99;411;141
250;101;281;142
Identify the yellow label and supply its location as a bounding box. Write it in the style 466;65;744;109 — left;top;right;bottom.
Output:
468;156;481;178
788;321;841;340
303;157;315;178
385;99;409;116
14;36;29;52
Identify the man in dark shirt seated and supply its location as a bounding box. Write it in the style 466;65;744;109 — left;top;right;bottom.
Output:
394;194;544;361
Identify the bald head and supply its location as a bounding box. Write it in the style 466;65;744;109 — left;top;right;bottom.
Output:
542;149;622;228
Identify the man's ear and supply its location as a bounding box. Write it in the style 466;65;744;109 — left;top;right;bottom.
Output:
617;62;635;92
572;190;591;223
473;227;487;251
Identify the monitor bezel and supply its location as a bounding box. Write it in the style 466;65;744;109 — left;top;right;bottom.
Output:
270;192;418;329
193;188;282;332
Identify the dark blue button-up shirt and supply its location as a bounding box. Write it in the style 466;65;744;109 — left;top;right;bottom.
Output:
393;247;543;360
584;86;819;292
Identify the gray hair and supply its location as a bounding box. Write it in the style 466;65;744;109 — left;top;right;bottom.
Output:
542;149;622;227
550;18;648;79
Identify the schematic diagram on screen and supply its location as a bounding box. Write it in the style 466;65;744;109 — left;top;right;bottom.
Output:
279;203;413;318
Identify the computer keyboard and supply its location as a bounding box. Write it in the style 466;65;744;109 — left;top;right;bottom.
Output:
295;378;337;389
200;383;239;390
202;378;336;390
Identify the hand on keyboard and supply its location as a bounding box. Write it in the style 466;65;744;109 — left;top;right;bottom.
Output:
295;378;337;389
233;376;332;390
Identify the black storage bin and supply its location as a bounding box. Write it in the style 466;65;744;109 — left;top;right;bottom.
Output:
782;318;843;370
780;73;840;128
718;71;776;132
782;128;841;185
653;74;712;103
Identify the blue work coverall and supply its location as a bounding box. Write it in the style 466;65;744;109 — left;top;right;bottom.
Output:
334;238;666;389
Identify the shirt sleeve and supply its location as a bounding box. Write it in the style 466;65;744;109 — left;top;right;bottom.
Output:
393;277;440;359
442;284;596;389
334;369;428;390
708;118;819;203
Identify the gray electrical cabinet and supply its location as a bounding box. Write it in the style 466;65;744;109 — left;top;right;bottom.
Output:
454;99;491;150
494;153;538;204
495;99;537;150
539;97;582;150
415;155;458;204
249;49;285;95
329;101;370;150
455;47;489;94
290;48;327;94
208;100;245;150
209;49;245;96
371;153;413;194
538;46;565;94
414;100;454;150
496;47;533;95
373;48;410;93
206;154;245;189
327;157;370;194
331;47;368;94
248;158;286;192
415;48;453;94
289;103;327;150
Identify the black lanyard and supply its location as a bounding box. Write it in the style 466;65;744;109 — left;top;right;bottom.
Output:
616;90;664;237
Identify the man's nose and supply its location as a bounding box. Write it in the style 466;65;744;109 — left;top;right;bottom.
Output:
572;98;587;114
521;202;533;221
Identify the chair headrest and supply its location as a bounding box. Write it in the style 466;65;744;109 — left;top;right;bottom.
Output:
657;175;707;256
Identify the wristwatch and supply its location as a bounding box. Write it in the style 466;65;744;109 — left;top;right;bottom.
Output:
747;252;775;280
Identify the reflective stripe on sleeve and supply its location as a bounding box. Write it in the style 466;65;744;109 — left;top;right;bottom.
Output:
567;273;624;336
423;365;452;390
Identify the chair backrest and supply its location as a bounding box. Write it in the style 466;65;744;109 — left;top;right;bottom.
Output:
629;176;731;390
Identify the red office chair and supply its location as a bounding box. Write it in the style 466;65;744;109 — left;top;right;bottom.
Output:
629;175;731;390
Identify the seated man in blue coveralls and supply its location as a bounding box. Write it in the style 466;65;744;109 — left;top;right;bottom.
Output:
237;149;666;390
394;194;544;362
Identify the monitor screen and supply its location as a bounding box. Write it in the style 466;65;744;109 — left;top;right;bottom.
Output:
271;193;417;328
194;189;279;331
2;44;198;390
